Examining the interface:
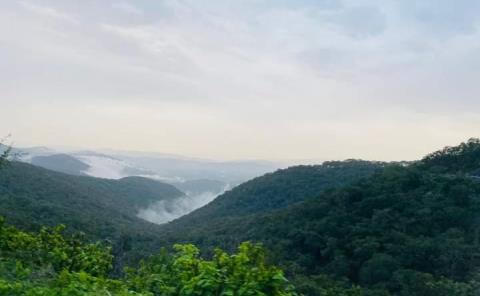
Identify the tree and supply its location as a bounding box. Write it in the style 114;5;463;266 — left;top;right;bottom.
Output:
126;242;298;295
0;135;11;168
0;220;299;295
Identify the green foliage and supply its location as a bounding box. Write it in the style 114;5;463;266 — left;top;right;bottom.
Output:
0;218;129;295
293;274;365;296
0;219;298;295
0;142;10;169
156;140;480;295
0;270;144;296
0;218;112;277
161;160;384;251
0;162;186;266
126;242;297;296
5;139;480;295
419;138;480;174
389;269;480;296
184;160;384;220
0;162;184;229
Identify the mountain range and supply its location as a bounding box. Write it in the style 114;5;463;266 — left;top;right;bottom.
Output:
15;146;279;185
1;139;480;295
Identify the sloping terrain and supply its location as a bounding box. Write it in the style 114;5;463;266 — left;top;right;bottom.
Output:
31;153;90;176
0;162;183;240
164;160;384;231
156;140;480;295
4;140;480;295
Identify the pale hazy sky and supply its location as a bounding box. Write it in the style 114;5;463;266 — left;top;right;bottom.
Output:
1;0;479;161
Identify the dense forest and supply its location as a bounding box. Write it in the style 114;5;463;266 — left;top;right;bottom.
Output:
2;140;480;295
155;139;480;295
0;162;187;264
178;160;385;220
0;162;185;232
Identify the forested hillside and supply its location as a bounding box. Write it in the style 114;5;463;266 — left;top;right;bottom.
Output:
0;162;188;263
0;147;299;295
417;139;480;175
169;160;384;229
156;139;480;295
3;140;480;295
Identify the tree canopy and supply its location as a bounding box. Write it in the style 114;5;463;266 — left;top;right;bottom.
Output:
155;140;480;295
0;218;298;295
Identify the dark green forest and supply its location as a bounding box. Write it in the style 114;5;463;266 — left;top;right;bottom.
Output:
177;160;385;220
2;139;480;295
0;162;186;264
155;139;480;295
0;162;184;234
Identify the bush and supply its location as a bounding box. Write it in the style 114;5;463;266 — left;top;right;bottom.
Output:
0;218;298;295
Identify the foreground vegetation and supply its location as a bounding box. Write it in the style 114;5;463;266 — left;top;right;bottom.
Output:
0;218;298;295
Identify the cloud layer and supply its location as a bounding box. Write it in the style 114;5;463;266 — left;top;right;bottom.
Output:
1;0;479;161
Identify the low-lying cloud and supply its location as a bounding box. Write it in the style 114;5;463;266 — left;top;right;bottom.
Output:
136;189;226;224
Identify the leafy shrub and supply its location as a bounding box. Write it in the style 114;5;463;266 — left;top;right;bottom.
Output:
0;218;298;295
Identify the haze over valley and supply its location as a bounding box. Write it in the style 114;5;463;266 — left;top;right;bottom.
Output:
1;1;480;295
11;144;278;224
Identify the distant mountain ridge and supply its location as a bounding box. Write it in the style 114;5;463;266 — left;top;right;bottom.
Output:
31;153;90;176
15;146;278;196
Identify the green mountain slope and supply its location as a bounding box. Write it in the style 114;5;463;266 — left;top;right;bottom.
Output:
168;160;384;229
157;140;480;295
0;162;184;241
3;140;480;295
156;160;385;254
418;138;480;175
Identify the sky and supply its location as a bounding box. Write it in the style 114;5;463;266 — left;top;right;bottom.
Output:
1;0;479;161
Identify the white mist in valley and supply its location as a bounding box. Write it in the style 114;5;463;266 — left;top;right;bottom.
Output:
137;187;229;224
77;155;128;179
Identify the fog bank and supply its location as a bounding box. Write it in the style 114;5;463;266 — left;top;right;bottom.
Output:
137;188;227;224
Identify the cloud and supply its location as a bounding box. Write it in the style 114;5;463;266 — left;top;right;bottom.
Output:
18;1;78;23
332;5;386;38
112;2;144;16
137;190;226;224
397;0;480;37
1;0;480;160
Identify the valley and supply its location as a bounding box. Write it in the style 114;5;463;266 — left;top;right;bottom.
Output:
1;1;476;294
2;139;480;295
